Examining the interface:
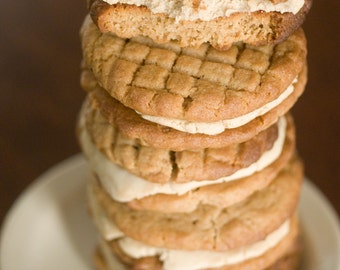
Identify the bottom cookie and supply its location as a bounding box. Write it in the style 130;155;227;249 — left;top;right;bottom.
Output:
93;217;301;270
94;251;300;270
94;240;301;270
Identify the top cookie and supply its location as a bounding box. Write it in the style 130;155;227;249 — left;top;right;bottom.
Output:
88;0;312;49
81;16;307;134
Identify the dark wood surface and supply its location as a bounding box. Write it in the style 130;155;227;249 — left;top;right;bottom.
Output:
0;0;339;227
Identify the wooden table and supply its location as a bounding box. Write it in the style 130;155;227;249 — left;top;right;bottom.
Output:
1;0;339;226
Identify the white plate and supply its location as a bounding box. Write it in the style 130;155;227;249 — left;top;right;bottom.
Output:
0;154;339;270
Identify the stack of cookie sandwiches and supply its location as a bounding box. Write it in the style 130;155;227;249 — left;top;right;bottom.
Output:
77;0;312;269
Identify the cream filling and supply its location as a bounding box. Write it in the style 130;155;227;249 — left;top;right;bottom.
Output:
102;0;304;20
139;77;297;135
89;189;291;270
80;115;286;202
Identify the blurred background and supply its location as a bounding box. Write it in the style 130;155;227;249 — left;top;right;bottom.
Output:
0;0;339;225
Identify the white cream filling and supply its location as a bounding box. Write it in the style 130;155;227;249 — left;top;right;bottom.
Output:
89;190;291;270
139;77;297;135
102;0;304;20
88;182;123;241
80;114;286;202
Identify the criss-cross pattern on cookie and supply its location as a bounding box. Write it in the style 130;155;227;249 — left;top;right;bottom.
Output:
81;17;306;121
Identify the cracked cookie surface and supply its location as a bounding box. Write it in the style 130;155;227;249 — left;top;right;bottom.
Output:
78;94;287;184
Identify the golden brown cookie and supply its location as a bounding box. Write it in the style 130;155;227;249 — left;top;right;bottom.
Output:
126;132;295;213
80;62;305;150
93;217;301;270
84;125;295;212
87;0;311;49
81;16;307;126
88;156;303;251
87;145;294;214
78;99;295;210
265;244;301;270
79;93;285;184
